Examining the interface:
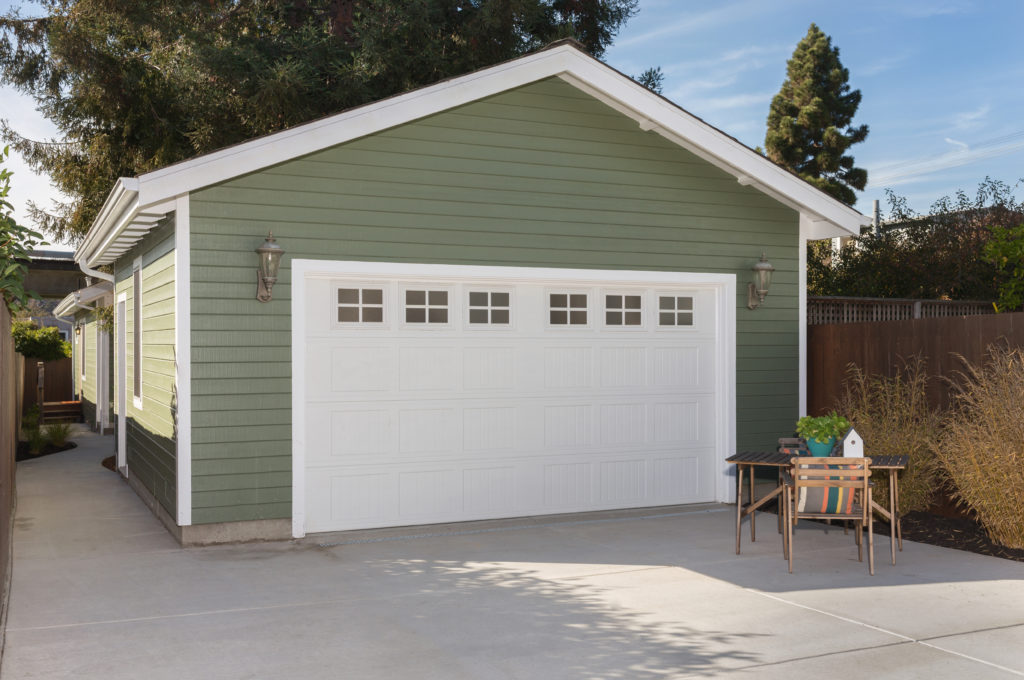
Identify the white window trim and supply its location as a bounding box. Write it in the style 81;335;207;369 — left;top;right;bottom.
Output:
331;282;389;329
80;322;87;381
546;288;592;329
132;255;144;410
399;284;454;329
600;289;646;331
291;259;737;538
653;291;698;331
464;287;514;329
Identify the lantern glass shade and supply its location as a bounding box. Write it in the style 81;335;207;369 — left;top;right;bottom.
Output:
255;232;285;302
257;233;284;282
752;252;774;299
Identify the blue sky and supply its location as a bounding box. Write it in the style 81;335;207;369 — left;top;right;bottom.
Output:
2;0;1023;238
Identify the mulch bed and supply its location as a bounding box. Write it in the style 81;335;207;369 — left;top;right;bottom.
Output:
15;440;77;462
764;494;1024;563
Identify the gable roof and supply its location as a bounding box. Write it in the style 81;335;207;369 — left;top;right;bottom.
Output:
76;41;870;268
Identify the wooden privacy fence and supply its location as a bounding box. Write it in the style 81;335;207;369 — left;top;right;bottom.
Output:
1;304;19;631
808;311;1024;414
808;296;994;325
20;357;73;412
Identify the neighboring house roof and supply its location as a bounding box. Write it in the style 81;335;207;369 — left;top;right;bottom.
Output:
53;281;114;318
75;41;871;268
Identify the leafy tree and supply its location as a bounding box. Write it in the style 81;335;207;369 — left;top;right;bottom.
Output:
765;23;868;206
983;224;1024;312
0;145;45;311
0;0;640;245
810;178;1024;301
11;320;70;360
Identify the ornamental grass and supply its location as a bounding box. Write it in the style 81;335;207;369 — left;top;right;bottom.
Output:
935;346;1024;550
836;356;941;514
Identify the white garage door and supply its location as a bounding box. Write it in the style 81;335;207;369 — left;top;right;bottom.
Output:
295;262;732;535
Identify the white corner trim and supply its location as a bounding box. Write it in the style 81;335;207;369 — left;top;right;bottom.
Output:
798;214;811;418
174;195;192;526
291;261;308;539
116;292;128;472
132;255;144;411
290;259;738;536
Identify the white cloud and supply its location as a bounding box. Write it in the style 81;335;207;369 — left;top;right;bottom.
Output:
867;131;1024;187
898;0;975;18
860;51;913;77
943;137;968;152
616;0;779;48
952;104;990;130
685;92;774;113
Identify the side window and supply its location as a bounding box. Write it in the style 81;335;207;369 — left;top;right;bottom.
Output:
405;289;448;324
337;288;384;323
605;294;642;326
658;295;694;327
549;293;587;326
468;291;510;325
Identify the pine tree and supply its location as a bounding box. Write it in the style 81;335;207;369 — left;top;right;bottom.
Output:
765;24;868;206
0;0;640;244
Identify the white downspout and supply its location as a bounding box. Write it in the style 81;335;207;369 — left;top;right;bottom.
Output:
78;262;115;283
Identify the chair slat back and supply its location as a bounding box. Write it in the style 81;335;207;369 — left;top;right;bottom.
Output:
790;457;871;488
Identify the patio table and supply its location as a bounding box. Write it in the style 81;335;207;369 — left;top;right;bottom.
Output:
726;451;909;562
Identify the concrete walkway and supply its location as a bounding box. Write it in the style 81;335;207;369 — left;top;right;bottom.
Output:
4;428;1024;679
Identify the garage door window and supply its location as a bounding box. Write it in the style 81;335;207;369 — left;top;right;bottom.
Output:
337;288;384;323
405;290;448;324
658;295;694;326
605;294;642;326
468;291;510;325
549;293;587;326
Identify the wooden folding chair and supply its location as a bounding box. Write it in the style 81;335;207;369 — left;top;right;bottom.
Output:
783;456;874;575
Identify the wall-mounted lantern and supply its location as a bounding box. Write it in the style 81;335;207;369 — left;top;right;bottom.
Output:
255;232;285;302
747;252;775;310
75;324;81;337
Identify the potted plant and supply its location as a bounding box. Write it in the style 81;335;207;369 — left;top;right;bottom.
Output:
795;412;851;457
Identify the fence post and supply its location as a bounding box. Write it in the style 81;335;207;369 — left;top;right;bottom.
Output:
913;300;922;319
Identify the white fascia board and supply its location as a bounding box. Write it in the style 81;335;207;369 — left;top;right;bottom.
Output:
135;47;578;203
53;293;79;318
79;43;869;265
555;59;871;236
53;282;114;317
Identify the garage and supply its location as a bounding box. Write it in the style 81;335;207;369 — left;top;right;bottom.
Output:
293;261;735;535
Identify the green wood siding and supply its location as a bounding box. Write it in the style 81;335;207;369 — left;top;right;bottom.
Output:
73;310;99;427
189;76;802;524
114;218;177;517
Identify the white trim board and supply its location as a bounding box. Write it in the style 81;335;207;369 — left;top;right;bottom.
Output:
174;195;192;526
74;43;869;269
291;258;737;538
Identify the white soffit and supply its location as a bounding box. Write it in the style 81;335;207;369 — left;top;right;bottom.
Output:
76;42;869;268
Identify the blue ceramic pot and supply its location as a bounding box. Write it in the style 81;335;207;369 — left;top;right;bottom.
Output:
806;436;836;457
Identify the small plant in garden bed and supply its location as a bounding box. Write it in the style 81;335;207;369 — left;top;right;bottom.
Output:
44;421;73;448
795;412;850;443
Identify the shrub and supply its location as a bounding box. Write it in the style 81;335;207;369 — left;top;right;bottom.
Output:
935;346;1024;549
26;427;47;455
44;421;73;447
835;356;941;514
11;320;72;361
21;404;40;436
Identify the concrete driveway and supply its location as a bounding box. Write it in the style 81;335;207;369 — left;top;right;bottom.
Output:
4;428;1024;679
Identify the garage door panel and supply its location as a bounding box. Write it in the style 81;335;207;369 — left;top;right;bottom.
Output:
306;393;715;468
303;270;723;533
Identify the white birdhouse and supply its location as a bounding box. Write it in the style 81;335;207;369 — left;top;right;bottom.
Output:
838;426;864;458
